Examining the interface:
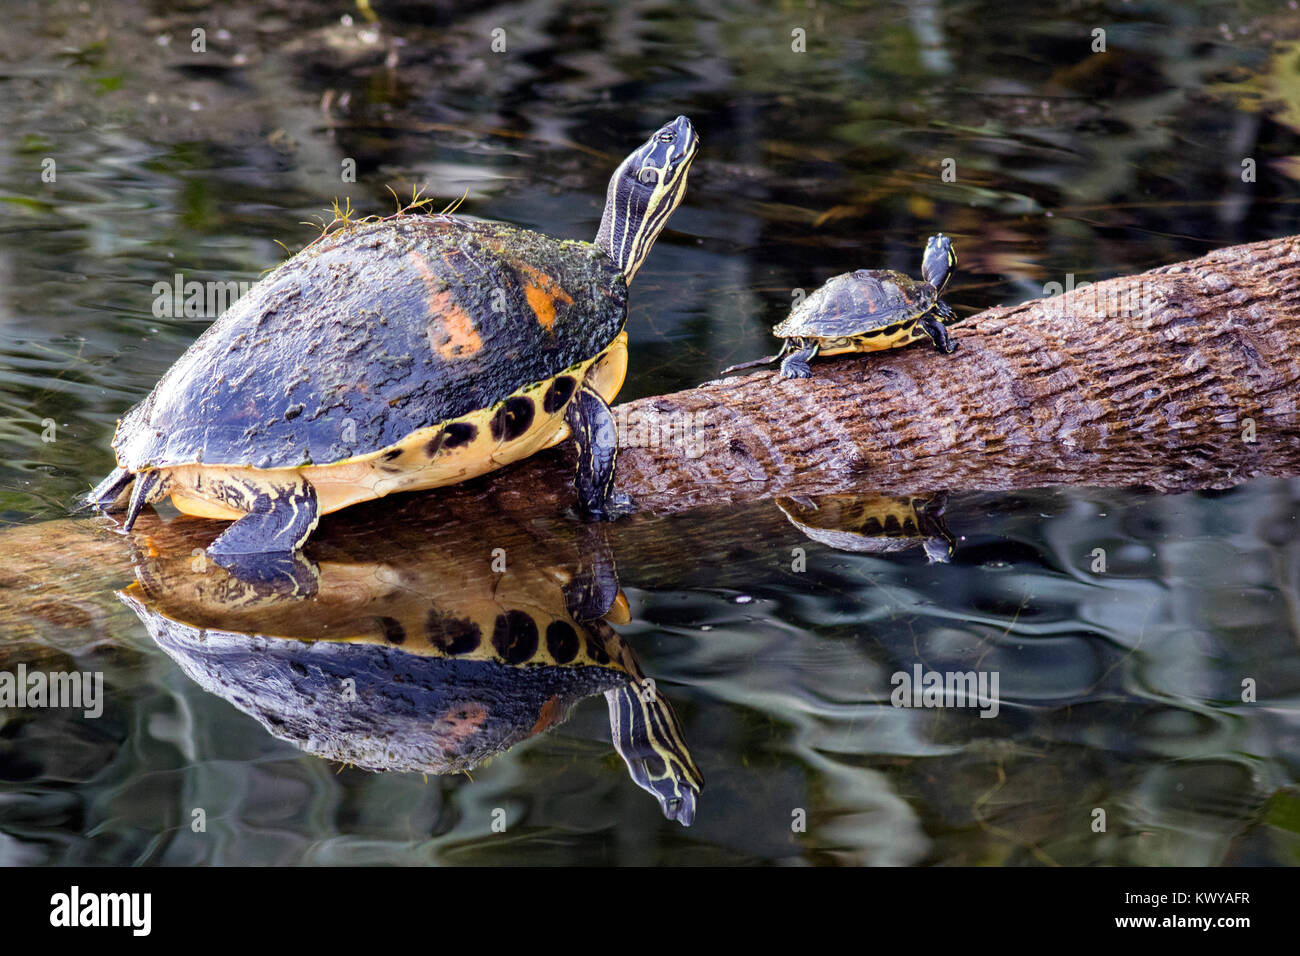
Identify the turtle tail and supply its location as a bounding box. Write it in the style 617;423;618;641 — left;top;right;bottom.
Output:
721;340;791;376
720;354;779;375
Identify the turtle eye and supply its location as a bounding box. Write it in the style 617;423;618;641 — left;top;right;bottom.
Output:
637;167;659;185
657;131;676;143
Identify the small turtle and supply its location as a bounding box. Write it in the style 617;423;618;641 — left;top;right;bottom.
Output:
724;234;959;379
85;117;699;570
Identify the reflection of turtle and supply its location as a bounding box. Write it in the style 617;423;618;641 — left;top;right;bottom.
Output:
85;116;699;571
777;493;955;563
118;517;703;824
724;234;959;379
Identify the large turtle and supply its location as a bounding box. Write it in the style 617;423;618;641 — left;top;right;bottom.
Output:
85;116;698;565
723;233;958;379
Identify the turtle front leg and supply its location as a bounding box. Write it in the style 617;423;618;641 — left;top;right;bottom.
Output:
920;305;958;354
566;384;629;521
563;523;624;622
206;473;320;556
778;341;820;379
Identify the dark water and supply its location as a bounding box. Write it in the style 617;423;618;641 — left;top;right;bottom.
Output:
2;0;1300;865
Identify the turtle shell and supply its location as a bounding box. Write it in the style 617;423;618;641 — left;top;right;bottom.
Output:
774;269;935;339
114;216;627;471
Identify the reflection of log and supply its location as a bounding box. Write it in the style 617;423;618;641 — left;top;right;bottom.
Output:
533;234;1300;514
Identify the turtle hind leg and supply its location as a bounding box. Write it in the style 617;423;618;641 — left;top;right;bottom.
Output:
79;467;134;513
122;470;168;532
206;473;319;556
566;384;629;521
778;342;819;379
920;306;958;354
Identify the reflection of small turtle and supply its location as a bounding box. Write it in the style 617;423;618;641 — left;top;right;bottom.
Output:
118;518;702;824
777;493;955;563
724;234;959;379
85;117;699;574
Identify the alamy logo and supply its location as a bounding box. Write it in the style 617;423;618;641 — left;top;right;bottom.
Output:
616;406;706;459
152;273;253;319
0;665;103;718
890;664;1000;718
49;886;151;936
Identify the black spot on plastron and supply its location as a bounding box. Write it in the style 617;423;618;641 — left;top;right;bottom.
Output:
543;376;578;414
442;422;477;448
382;449;402;462
379;616;406;645
546;620;580;664
584;634;611;665
492;610;539;664
427;608;481;655
490;396;535;443
423;432;445;458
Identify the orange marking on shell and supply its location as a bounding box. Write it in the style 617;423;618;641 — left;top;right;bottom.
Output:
407;250;483;359
529;695;565;736
517;263;574;332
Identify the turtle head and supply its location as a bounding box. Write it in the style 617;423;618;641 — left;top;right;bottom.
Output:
596;115;698;283
922;233;956;294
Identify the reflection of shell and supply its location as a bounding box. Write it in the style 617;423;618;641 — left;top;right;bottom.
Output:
777;494;954;562
125;593;625;774
117;517;703;824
